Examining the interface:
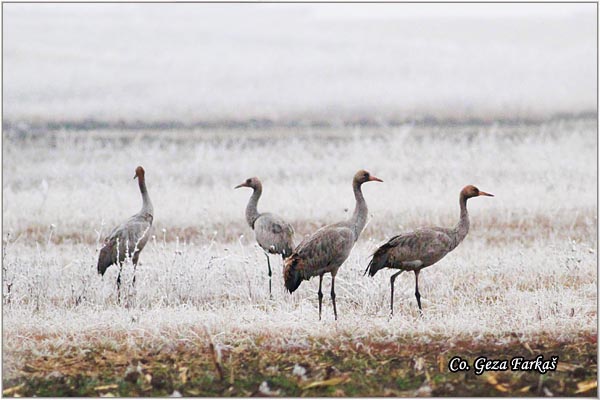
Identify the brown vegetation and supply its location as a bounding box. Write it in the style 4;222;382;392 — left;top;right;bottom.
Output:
3;332;596;397
5;209;596;246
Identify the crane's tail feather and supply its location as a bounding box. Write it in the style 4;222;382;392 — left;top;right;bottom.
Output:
283;253;303;293
97;245;114;276
364;249;389;277
281;243;294;260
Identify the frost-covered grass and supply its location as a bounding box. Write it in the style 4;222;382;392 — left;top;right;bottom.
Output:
2;236;596;379
2;119;597;381
3;118;596;244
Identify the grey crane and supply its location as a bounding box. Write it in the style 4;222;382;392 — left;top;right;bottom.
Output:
235;177;295;296
283;170;383;320
97;166;154;302
365;185;493;315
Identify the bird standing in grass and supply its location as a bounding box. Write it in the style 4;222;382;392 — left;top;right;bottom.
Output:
235;177;295;296
365;185;493;315
284;170;383;320
97;166;153;302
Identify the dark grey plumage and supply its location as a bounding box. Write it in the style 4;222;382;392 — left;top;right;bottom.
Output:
365;185;493;315
283;224;354;294
98;166;153;301
235;177;294;295
284;170;383;320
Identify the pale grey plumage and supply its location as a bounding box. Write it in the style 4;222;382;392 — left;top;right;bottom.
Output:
284;169;383;320
97;166;153;301
235;177;294;295
366;185;493;314
254;212;295;257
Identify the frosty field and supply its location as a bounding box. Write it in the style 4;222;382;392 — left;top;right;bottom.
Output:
2;118;597;396
2;2;597;396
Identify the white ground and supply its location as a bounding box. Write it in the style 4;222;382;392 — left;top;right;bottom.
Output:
3;119;596;239
3;120;597;378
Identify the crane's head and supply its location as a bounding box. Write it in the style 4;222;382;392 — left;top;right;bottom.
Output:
461;185;494;199
354;169;383;185
133;166;145;179
235;176;261;190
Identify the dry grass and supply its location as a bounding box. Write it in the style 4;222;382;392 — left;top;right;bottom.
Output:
2;119;596;395
3;235;596;380
3;333;597;396
5;207;596;246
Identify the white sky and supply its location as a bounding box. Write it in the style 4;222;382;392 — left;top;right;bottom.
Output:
3;2;597;122
290;3;594;20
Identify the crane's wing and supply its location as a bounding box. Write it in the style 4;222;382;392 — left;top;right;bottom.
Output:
254;213;295;257
284;225;354;292
366;228;453;277
103;224;121;244
98;223;125;275
97;239;117;276
97;216;152;275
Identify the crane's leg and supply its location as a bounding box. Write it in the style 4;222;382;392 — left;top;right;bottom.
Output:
116;263;123;304
414;270;423;312
265;253;272;297
132;264;137;288
132;253;139;288
331;272;338;321
390;270;404;316
318;274;324;320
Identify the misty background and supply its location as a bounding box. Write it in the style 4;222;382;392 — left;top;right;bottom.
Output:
3;3;597;125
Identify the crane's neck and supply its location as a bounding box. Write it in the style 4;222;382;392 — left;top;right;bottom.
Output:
349;180;368;241
245;185;262;229
453;193;470;248
138;175;153;218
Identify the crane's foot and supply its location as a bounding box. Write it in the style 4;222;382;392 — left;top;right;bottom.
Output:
266;254;273;300
415;291;423;317
318;299;322;321
116;265;123;306
331;274;338;321
390;270;403;321
124;296;137;310
318;275;323;321
332;295;338;321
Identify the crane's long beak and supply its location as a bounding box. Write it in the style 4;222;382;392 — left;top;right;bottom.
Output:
234;183;246;189
369;176;383;182
133;174;138;180
479;191;494;197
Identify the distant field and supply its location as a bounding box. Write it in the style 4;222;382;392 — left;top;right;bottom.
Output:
3;118;596;243
2;118;597;395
